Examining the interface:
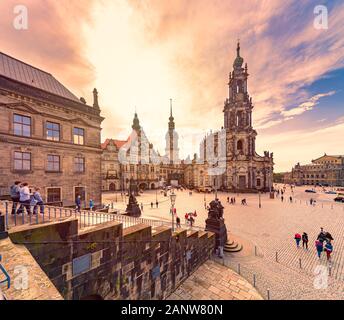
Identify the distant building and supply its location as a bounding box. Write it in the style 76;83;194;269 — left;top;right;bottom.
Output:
285;154;344;186
0;52;104;206
101;138;127;191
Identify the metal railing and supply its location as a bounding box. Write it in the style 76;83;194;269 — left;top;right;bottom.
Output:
0;200;204;232
0;254;10;291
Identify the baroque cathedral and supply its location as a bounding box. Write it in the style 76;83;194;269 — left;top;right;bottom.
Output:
101;42;274;193
200;42;274;191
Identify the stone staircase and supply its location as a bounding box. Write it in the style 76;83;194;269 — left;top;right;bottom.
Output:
224;239;243;253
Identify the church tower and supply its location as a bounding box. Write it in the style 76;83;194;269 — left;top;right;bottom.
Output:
165;99;179;164
222;42;273;190
223;41;256;158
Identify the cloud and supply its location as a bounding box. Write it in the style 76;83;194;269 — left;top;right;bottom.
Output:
0;0;97;97
281;91;336;118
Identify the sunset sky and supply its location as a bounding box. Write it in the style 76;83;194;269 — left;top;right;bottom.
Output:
0;0;343;172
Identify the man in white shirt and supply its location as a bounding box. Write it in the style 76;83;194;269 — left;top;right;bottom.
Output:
19;182;32;215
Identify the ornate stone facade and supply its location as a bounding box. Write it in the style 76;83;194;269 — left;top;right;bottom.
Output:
284;154;344;186
0;52;103;206
198;43;274;192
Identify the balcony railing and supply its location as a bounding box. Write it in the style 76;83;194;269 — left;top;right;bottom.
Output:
0;200;203;232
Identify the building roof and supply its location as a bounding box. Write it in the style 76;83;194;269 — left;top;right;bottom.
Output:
101;138;128;150
0;52;79;102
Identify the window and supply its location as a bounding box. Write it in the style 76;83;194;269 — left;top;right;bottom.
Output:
47;188;61;203
237;140;243;151
256;178;261;187
74;157;85;173
47;155;60;172
13;114;31;137
75;186;86;202
46;122;60;141
73;127;84;145
14;151;31;171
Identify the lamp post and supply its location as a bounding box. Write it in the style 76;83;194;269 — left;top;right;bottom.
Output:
170;191;177;232
259;191;261;208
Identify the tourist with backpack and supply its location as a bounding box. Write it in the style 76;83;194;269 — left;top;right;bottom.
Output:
294;233;301;248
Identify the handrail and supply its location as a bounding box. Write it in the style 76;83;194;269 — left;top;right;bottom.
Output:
0;200;204;232
0;254;10;290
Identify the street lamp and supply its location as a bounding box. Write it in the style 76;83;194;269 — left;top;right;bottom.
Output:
259;191;261;208
170;191;177;232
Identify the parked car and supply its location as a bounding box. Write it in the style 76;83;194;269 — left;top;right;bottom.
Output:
334;197;344;203
325;191;337;194
305;189;316;193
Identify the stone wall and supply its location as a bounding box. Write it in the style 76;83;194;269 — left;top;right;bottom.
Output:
9;219;215;300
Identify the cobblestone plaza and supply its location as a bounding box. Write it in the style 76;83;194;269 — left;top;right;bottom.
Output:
103;185;344;299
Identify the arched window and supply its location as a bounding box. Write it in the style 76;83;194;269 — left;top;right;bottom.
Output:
237;140;243;151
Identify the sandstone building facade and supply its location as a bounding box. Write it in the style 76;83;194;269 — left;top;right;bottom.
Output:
101;43;274;193
284;154;344;186
196;43;274;192
101;103;185;192
0;52;103;206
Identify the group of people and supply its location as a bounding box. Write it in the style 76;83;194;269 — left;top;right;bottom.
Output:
294;227;334;261
10;181;45;215
226;196;247;205
183;211;197;227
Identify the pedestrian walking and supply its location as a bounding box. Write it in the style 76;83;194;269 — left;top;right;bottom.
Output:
19;182;31;215
184;213;189;224
302;232;308;249
89;199;94;211
32;187;45;215
176;216;181;228
315;239;323;259
289;196;293;203
294;233;301;248
227;196;229;203
189;215;194;227
140;203;143;211
75;195;81;212
10;181;21;215
150;202;153;209
324;241;333;261
281;195;284;202
317;227;326;243
156;201;159;208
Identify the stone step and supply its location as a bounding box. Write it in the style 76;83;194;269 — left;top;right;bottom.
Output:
225;242;239;250
224;239;243;253
224;243;243;253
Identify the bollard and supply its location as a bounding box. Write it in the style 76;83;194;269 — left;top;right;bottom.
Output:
255;246;257;256
299;258;302;269
5;202;9;231
275;252;278;262
267;289;270;300
238;263;241;275
253;274;256;287
328;265;332;276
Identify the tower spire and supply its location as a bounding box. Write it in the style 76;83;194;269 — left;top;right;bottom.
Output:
168;98;175;130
